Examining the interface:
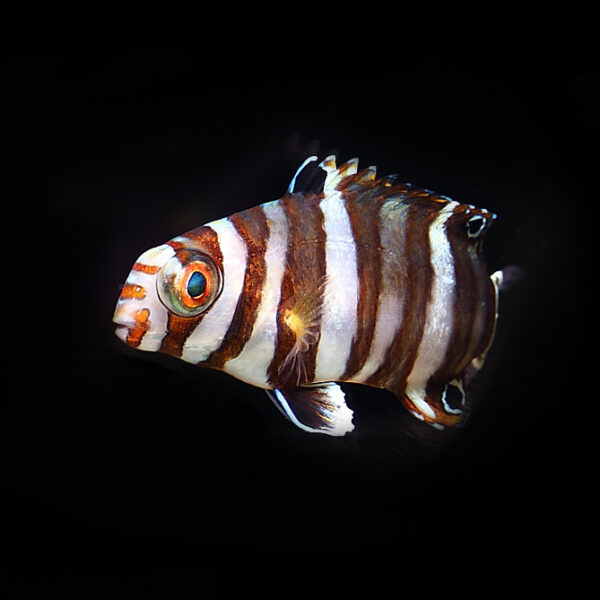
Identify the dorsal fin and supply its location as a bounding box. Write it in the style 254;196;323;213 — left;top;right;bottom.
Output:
287;155;379;196
319;155;365;193
288;156;455;208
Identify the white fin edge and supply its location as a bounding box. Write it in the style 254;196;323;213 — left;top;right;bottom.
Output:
266;383;354;436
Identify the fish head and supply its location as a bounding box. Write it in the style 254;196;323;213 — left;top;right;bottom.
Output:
113;229;223;354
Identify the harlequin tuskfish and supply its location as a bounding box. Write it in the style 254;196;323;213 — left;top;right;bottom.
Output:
113;156;504;436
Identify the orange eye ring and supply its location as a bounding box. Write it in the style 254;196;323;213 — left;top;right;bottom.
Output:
157;250;222;317
180;261;214;309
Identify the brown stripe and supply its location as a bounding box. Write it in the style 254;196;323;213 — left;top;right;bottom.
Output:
340;190;385;380
166;240;186;252
430;208;477;384
160;312;204;357
167;227;224;270
369;196;444;395
462;236;497;372
203;208;269;369
125;308;150;348
338;176;413;381
267;192;326;388
159;226;223;358
432;208;497;386
475;274;498;359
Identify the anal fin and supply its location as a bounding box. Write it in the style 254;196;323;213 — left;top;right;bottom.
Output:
266;383;354;436
401;379;470;430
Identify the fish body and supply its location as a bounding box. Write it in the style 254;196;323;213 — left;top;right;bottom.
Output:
114;156;503;436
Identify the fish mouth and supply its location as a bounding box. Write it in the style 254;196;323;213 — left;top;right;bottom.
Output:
114;324;130;344
113;308;151;348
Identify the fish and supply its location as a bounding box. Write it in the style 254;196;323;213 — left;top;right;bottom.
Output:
113;155;505;436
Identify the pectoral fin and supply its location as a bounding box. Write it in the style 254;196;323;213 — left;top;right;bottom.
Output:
277;275;328;386
266;383;354;436
401;379;469;430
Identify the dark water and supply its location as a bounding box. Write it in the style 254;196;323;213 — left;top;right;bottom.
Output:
6;20;592;594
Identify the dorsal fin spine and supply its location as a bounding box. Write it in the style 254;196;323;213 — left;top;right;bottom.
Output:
287;155;318;193
320;156;362;193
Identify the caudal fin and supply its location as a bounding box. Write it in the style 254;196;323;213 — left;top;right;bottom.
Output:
492;265;526;293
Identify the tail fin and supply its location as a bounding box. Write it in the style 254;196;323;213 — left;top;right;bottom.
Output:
492;265;526;293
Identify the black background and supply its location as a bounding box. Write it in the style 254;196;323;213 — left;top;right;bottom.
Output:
5;17;594;596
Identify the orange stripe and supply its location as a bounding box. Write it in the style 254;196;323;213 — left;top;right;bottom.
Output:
126;308;151;348
133;262;160;274
120;283;146;299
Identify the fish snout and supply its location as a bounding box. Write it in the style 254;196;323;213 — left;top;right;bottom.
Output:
113;305;151;348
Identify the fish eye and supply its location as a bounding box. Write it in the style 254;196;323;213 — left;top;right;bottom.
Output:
157;250;222;317
467;215;486;238
187;270;206;299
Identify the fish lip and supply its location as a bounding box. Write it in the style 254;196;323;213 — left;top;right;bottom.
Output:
113;317;133;328
112;310;136;329
114;324;130;343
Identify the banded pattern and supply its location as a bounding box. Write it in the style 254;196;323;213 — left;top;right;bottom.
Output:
114;155;500;435
222;201;288;387
313;187;358;382
180;218;247;364
266;191;327;388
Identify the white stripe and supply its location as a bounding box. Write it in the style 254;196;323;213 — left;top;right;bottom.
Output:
313;190;358;382
351;293;402;382
224;201;289;388
136;244;176;268
406;202;458;402
405;387;436;420
181;218;248;364
351;200;408;383
138;274;171;353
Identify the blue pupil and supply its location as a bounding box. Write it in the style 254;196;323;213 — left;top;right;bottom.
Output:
188;271;206;299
